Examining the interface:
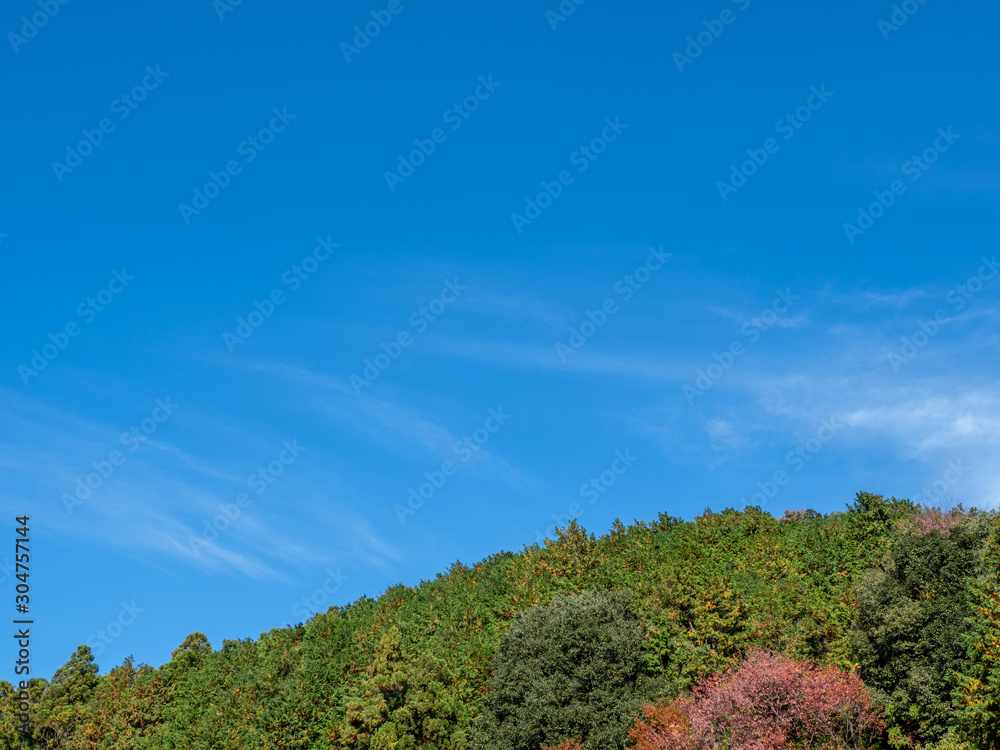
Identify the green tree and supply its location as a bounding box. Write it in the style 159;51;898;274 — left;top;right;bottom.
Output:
334;627;472;749
34;646;99;748
0;681;24;750
65;657;167;750
844;492;916;570
472;589;660;750
850;518;990;745
139;633;218;750
954;517;1000;750
161;632;211;675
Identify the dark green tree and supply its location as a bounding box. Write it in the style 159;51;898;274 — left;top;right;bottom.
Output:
850;517;990;745
472;589;659;750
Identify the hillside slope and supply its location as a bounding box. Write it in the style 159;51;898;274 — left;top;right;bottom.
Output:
4;492;999;750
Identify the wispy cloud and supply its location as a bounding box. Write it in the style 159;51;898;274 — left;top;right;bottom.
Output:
221;358;533;487
0;384;405;580
422;336;689;380
461;290;576;334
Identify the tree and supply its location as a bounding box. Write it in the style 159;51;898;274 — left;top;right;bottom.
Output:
65;657;168;750
628;703;696;750
0;681;24;750
630;650;883;750
850;518;991;745
333;627;472;749
542;741;584;750
162;632;211;673
34;645;99;748
473;589;659;750
139;633;220;750
954;517;1000;750
844;492;916;571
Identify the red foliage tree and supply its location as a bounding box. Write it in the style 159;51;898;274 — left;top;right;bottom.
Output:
629;650;883;750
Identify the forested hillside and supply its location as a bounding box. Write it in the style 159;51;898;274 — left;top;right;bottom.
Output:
4;492;999;750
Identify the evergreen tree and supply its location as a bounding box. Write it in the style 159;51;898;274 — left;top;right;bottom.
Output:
64;657;167;750
334;627;472;749
473;589;660;750
955;518;1000;750
34;646;99;748
850;515;991;745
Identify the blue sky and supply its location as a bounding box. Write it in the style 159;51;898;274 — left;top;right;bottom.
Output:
1;0;998;682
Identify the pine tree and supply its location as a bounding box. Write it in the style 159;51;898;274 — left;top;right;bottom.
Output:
334;627;472;749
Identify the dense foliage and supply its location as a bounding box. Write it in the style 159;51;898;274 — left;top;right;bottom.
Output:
849;514;994;745
2;493;997;750
954;521;1000;750
473;589;660;750
628;649;883;750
